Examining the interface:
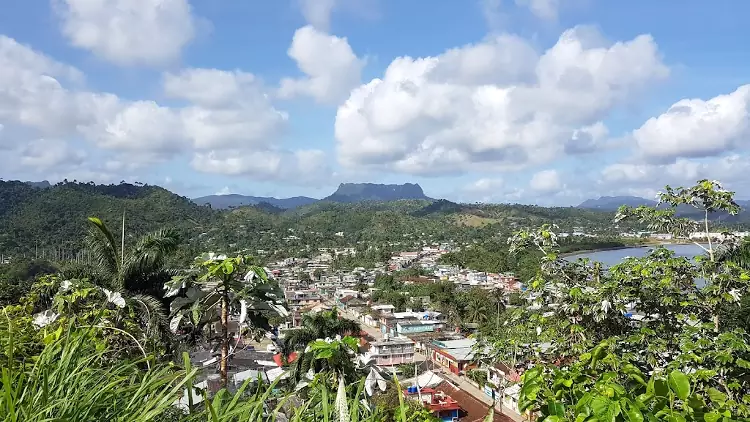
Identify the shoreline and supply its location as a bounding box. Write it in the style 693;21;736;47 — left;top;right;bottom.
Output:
561;241;705;259
560;244;648;258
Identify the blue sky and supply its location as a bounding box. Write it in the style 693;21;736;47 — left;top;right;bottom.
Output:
1;0;750;205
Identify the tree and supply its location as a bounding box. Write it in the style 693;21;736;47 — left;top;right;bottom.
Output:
283;308;360;354
165;254;287;387
86;217;179;299
488;180;750;420
79;217;181;346
464;290;490;324
292;336;360;384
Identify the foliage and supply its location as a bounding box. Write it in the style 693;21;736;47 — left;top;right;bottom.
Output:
1;323;195;422
484;180;750;421
0;259;58;305
283;308;360;356
166;254;287;386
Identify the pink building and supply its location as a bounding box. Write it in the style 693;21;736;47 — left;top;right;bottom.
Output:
369;337;415;366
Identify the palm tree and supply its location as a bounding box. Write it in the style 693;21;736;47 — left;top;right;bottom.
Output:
86;217;179;298
282;308;360;357
465;296;489;324
84;217;180;343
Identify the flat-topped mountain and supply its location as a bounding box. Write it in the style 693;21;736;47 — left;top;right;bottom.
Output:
323;183;430;203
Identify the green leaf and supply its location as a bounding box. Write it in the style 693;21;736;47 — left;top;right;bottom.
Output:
626;406;644;422
736;358;750;369
707;388;727;406
703;411;721;422
668;370;690;401
547;400;565;418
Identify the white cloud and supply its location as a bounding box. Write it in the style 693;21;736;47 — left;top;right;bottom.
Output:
0;34;307;184
633;85;750;162
530;169;562;192
516;0;559;20
467;177;505;193
335;26;668;175
215;186;234;195
19;139;86;171
164;68;288;149
191;148;332;185
55;0;196;66
602;155;750;187
299;0;337;31
279;26;364;104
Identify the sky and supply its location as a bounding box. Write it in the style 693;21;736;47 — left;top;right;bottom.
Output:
1;0;750;205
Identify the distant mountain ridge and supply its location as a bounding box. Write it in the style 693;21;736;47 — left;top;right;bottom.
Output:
194;183;432;209
192;194;318;210
323;183;430;203
578;196;657;211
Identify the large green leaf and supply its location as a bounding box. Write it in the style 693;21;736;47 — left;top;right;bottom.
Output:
707;388;726;406
667;370;690;401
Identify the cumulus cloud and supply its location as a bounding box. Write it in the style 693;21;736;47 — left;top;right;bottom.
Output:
54;0;196;66
335;26;668;176
19;139;86;171
530;169;562;192
279;26;364;104
633;85;750;162
0;34;319;184
191;148;332;185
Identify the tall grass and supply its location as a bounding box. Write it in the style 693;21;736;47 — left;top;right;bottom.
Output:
1;321;438;421
1;325;195;422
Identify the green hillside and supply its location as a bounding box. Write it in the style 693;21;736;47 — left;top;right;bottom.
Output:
0;180;646;261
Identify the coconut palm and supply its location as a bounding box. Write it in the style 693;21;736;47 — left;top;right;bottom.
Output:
84;217;180;344
282;308;360;354
465;296;489;324
86;217;179;298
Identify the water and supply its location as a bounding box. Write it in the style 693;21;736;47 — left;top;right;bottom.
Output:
568;244;707;267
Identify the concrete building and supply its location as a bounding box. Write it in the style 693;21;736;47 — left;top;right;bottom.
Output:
369;337;415;366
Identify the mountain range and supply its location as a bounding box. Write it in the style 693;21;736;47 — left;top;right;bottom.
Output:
194;183;431;209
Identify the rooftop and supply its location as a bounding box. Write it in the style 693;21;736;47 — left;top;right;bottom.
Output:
371;337;415;346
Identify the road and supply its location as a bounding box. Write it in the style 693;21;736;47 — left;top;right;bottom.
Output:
338;307;523;421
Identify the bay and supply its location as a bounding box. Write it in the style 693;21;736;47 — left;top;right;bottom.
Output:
568;244;707;267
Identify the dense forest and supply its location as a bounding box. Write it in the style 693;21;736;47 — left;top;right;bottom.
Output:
0;180;642;263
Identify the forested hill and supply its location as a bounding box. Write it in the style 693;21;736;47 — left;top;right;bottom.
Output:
0;181;217;256
1;180;649;259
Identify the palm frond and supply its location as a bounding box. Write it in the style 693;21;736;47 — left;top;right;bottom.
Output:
128;293;170;339
86;217;120;279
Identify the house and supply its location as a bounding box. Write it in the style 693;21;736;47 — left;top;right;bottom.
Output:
403;387;461;422
403;382;512;422
429;338;477;375
368;336;415;366
370;304;395;314
284;290;323;308
396;320;442;335
290;303;331;327
337;296;367;311
334;288;359;299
